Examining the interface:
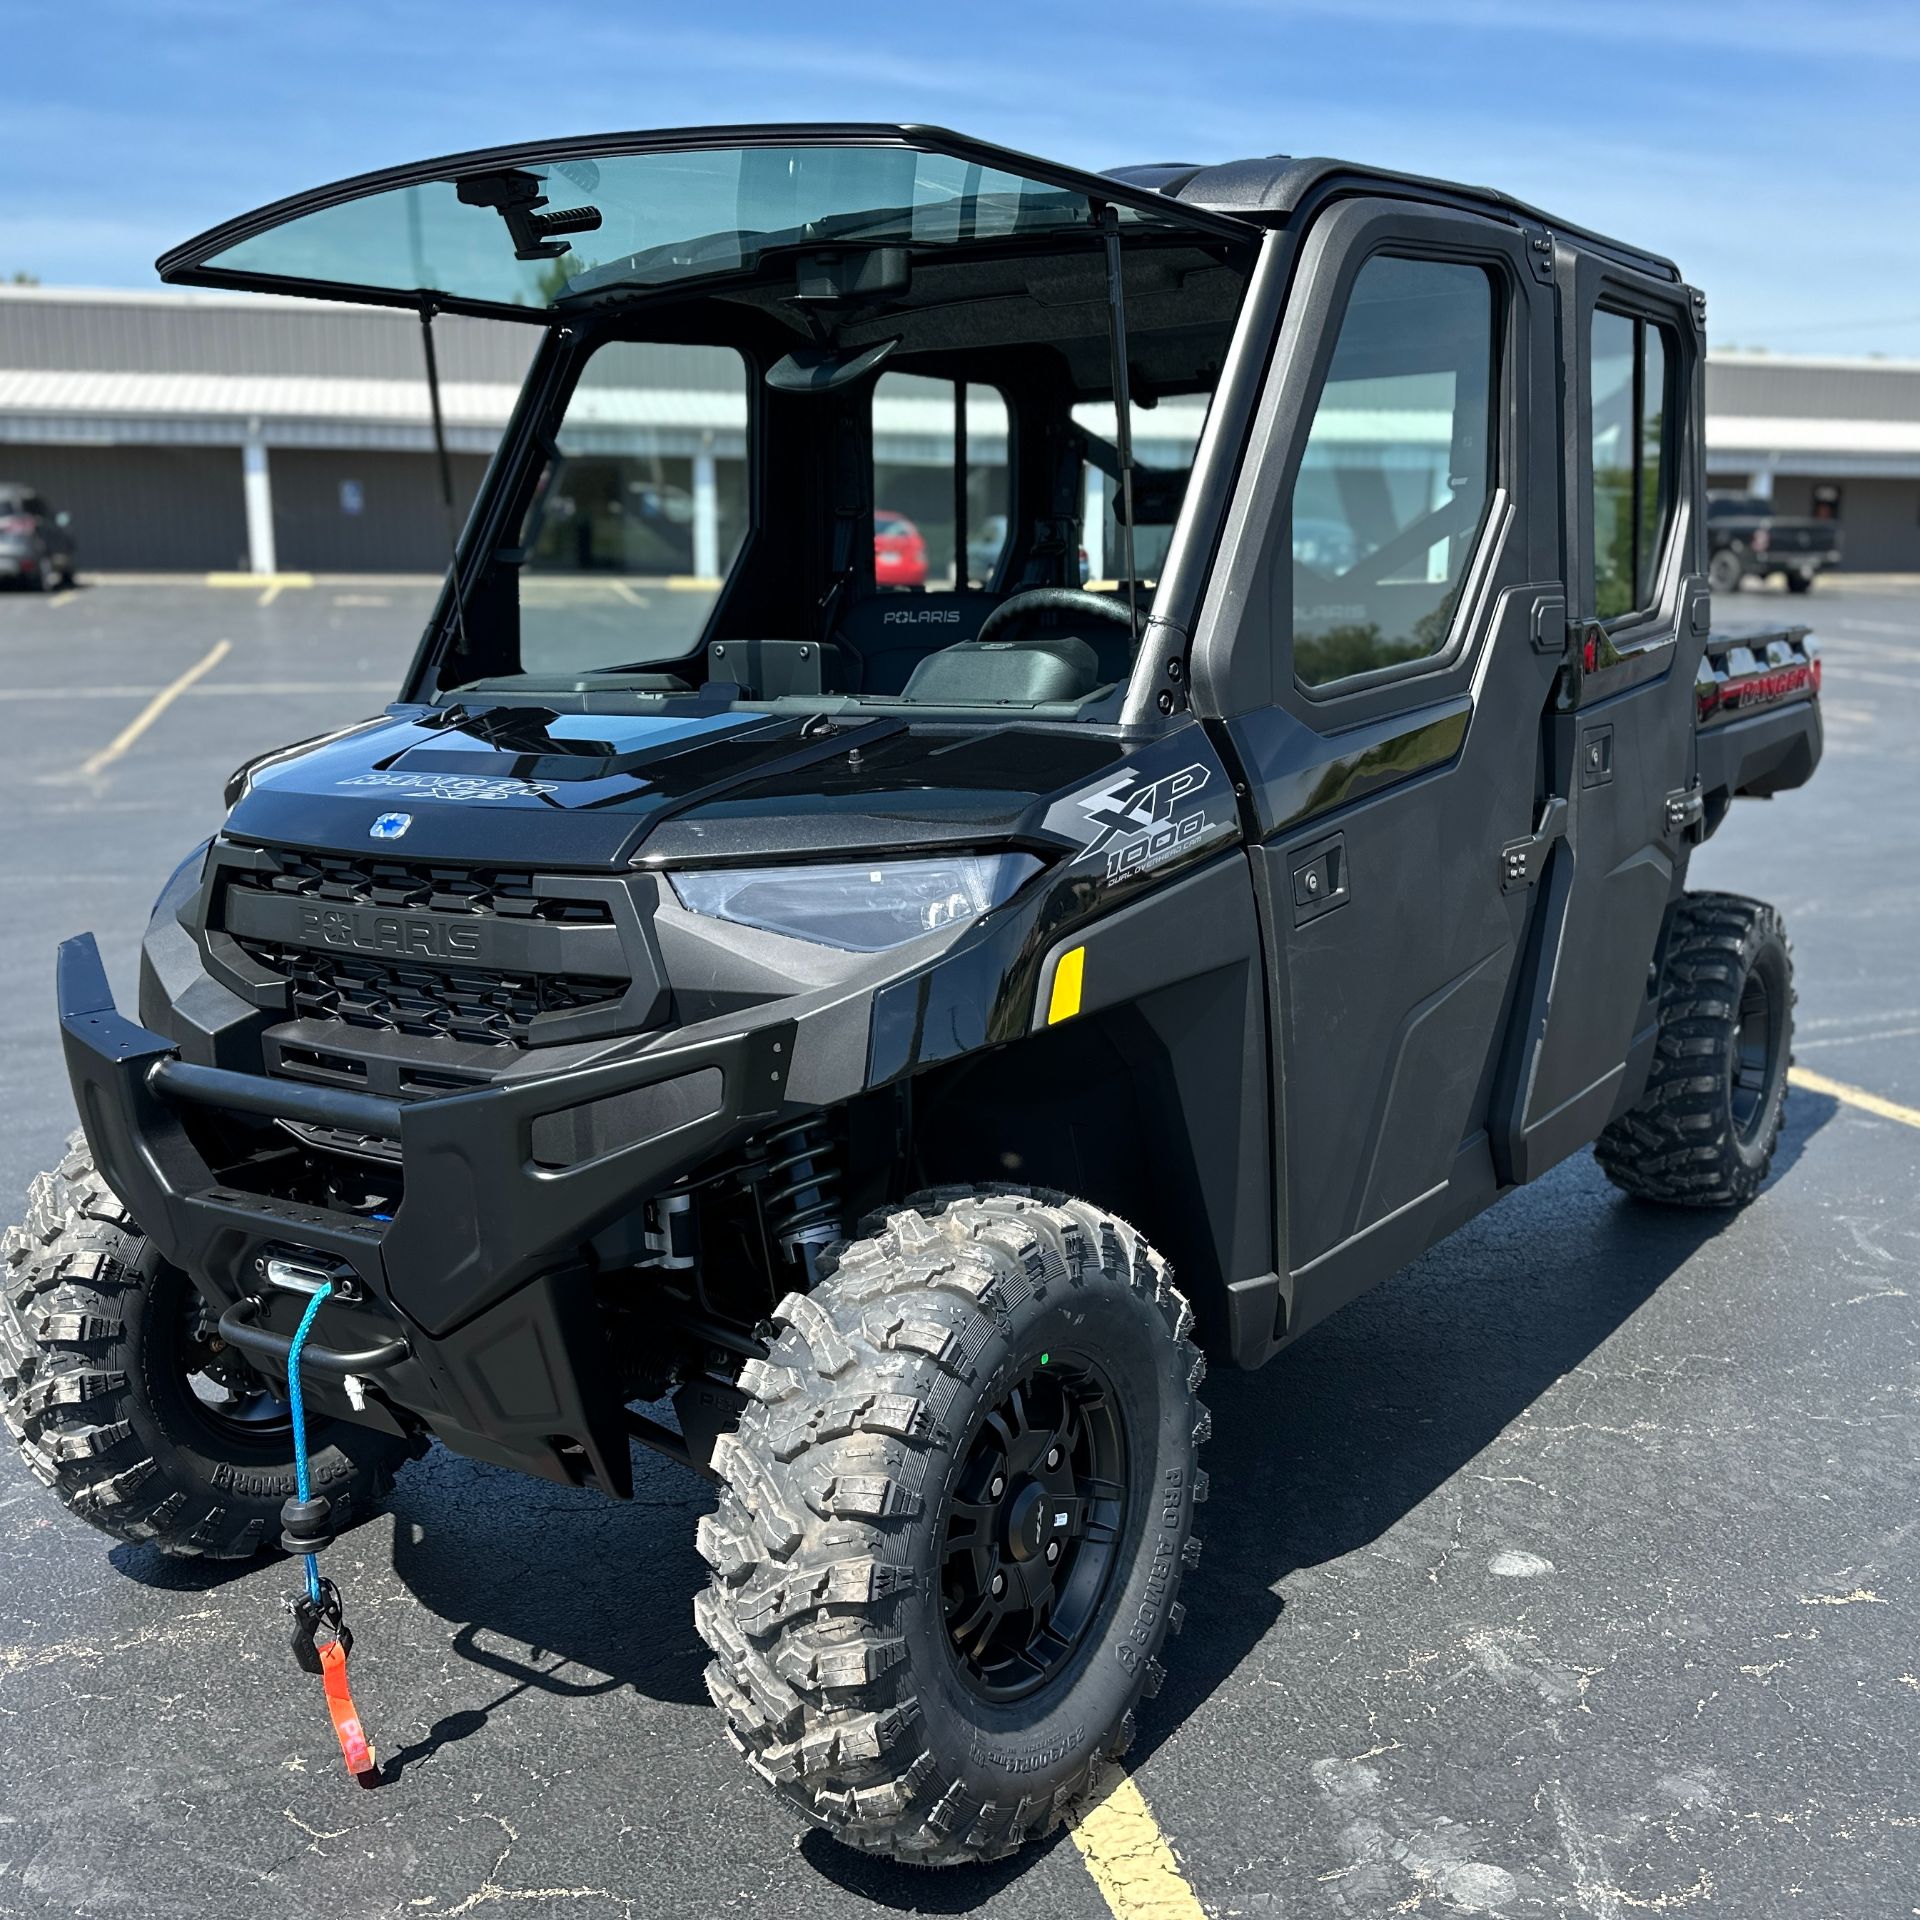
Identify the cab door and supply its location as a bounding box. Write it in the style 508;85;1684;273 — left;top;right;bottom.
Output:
1492;257;1707;1181
1188;197;1565;1342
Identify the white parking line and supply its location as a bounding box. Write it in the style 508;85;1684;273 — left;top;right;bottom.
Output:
73;639;231;778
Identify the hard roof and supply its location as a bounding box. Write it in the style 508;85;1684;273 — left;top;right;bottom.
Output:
1107;154;1680;283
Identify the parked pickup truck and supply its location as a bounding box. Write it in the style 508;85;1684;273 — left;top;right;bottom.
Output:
1708;492;1841;594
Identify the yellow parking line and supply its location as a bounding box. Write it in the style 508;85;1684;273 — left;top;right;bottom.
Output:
77;639;231;778
1069;1764;1208;1920
204;570;315;605
46;589;78;608
664;574;722;591
1790;1066;1920;1132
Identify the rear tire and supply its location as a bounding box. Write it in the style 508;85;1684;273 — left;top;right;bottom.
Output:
1595;894;1793;1207
0;1131;408;1558
695;1187;1206;1865
1786;570;1814;594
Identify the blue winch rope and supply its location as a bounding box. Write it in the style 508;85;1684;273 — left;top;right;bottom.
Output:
286;1280;335;1605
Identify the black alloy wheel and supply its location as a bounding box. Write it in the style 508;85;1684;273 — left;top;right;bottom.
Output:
176;1298;295;1440
941;1355;1127;1702
1730;961;1784;1144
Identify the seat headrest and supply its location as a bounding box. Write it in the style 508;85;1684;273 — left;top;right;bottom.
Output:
901;634;1099;706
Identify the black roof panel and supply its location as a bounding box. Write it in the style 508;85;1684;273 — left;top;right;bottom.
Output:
1108;153;1679;282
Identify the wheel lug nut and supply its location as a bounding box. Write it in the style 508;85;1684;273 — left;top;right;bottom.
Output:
1045;1542;1060;1564
989;1476;1005;1498
1045;1447;1060;1469
991;1572;1005;1595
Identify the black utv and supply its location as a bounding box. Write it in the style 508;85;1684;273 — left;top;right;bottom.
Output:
1;128;1822;1863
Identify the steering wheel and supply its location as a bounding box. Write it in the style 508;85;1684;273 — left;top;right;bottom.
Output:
973;587;1144;648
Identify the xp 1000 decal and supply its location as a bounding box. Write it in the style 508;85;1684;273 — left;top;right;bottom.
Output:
1043;747;1236;883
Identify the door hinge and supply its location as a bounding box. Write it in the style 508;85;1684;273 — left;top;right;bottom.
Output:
1524;229;1556;284
1664;783;1705;841
1500;795;1568;894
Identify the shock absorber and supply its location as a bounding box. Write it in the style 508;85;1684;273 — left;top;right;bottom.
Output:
756;1117;843;1286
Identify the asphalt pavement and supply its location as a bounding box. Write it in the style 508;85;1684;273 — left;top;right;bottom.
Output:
0;576;1915;1919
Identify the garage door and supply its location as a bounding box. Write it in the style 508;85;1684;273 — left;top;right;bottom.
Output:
271;450;489;574
0;444;248;571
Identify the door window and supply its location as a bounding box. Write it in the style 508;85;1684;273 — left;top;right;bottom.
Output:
1287;255;1497;689
871;374;1010;589
1590;309;1675;621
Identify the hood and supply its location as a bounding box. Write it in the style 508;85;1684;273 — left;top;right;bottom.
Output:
227;703;1128;869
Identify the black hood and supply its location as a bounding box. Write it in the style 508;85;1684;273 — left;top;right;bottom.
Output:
226;704;1128;869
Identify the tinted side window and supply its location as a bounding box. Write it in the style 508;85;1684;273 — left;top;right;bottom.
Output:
1591;309;1675;620
1288;255;1497;690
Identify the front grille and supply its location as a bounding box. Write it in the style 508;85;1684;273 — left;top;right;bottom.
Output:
215;846;639;1049
224;848;613;923
236;941;626;1048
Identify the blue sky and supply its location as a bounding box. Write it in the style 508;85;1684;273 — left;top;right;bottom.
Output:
6;0;1920;356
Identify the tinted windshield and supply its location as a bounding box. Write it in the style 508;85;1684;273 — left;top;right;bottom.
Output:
195;144;1165;314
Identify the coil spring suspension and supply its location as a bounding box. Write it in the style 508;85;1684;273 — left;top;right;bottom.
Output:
756;1117;843;1283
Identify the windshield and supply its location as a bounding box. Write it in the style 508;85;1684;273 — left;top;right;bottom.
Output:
194;144;1169;315
426;220;1251;721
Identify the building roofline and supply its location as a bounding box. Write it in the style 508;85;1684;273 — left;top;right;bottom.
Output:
1709;348;1920;375
0;282;404;316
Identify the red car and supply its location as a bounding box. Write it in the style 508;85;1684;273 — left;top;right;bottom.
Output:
873;509;927;586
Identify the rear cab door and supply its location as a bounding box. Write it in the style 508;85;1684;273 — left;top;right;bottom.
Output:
1493;248;1707;1181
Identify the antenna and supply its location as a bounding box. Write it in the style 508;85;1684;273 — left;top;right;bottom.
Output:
1097;203;1140;643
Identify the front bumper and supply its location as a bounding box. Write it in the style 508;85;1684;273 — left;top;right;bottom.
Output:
59;932;793;1493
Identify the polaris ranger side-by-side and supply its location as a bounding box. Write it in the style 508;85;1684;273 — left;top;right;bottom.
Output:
1;128;1821;1863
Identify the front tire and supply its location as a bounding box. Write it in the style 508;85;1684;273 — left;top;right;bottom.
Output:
0;1132;408;1558
695;1187;1206;1865
1595;894;1793;1207
1786;570;1815;594
1708;549;1744;594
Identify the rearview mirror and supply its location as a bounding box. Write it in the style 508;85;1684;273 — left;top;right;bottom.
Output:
765;337;899;394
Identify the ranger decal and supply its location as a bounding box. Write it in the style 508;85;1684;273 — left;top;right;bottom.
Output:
337;771;559;802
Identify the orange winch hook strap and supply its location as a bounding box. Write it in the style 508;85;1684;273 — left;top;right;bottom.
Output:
318;1638;381;1785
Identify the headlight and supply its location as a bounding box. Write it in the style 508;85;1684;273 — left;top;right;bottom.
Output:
668;853;1040;952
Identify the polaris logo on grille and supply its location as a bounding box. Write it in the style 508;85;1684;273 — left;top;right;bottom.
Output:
297;906;484;959
369;812;411;840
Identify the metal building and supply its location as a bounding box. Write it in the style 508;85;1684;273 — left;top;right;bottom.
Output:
4;284;1920;574
1706;353;1920;570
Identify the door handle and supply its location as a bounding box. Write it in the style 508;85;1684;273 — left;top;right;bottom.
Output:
1288;831;1349;926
